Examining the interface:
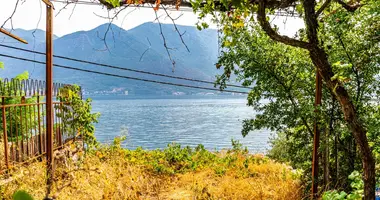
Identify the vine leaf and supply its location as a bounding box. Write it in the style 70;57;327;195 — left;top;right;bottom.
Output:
13;191;34;200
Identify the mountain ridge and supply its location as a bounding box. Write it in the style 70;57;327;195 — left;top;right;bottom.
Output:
0;23;244;96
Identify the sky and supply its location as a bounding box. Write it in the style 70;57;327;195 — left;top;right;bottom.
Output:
0;0;304;37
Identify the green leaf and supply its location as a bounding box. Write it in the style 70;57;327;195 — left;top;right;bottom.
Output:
337;191;348;199
0;62;4;69
15;71;29;80
348;171;360;180
347;193;361;200
201;22;209;29
106;0;120;7
13;191;34;200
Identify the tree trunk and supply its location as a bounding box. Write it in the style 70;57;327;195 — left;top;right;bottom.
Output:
301;0;375;197
256;0;376;197
350;138;356;173
308;46;376;200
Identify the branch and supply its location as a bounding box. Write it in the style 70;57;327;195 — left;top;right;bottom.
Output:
162;6;190;52
266;64;314;138
257;0;311;49
139;37;152;61
56;0;74;17
152;4;176;71
316;0;332;16
119;7;138;35
31;0;43;78
255;0;298;9
241;47;314;137
98;0;192;9
335;0;361;12
302;0;319;44
337;33;361;109
69;1;78;19
1;0;20;30
97;0;300;10
94;6;129;52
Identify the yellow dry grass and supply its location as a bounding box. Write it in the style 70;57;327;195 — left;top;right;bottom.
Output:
0;144;302;200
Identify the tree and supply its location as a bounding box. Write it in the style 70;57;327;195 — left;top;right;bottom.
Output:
188;0;379;198
217;8;379;194
2;0;378;198
98;0;379;198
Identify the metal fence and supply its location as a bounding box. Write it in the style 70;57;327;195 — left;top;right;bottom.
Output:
0;78;78;174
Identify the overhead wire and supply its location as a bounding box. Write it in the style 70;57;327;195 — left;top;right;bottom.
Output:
0;53;249;94
0;44;252;89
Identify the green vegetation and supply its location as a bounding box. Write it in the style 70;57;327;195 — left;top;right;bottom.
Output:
12;191;33;200
189;0;380;198
0;73;300;199
322;171;364;200
1;139;302;200
57;85;100;148
0;68;39;140
2;0;380;196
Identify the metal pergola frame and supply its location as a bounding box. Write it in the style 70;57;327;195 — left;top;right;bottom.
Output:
1;1;323;198
0;28;28;44
40;0;55;195
0;0;55;195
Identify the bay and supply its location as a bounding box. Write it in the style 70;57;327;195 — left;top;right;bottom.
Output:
92;97;271;153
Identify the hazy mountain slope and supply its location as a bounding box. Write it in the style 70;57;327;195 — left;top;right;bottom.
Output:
0;23;233;96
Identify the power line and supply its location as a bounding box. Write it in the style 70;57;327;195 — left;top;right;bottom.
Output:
0;44;252;89
0;53;249;94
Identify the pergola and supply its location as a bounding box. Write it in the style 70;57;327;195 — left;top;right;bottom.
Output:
0;0;323;198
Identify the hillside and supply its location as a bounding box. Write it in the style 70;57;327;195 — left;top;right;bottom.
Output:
0;23;242;96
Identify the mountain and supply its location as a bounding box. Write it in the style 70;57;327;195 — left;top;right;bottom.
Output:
1;28;59;44
0;23;241;96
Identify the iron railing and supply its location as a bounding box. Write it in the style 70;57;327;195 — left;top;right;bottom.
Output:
0;78;79;173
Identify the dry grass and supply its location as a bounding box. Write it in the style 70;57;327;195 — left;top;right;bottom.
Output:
0;143;302;200
0;140;6;174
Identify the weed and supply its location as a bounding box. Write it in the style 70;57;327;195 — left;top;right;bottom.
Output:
1;141;302;200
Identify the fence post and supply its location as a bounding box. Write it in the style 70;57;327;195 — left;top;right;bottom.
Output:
37;96;43;155
20;96;25;159
2;97;10;170
58;97;63;147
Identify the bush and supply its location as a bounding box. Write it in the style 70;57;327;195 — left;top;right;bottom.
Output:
322;171;364;200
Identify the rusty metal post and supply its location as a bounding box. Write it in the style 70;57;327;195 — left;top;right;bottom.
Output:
58;99;63;147
311;71;322;198
45;2;54;194
0;28;28;44
37;96;43;155
2;97;10;170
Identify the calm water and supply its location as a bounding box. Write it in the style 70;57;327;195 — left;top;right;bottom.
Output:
92;98;271;153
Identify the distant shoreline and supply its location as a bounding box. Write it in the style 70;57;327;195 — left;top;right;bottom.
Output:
86;95;248;100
